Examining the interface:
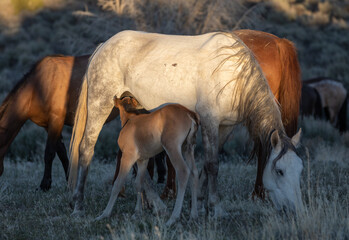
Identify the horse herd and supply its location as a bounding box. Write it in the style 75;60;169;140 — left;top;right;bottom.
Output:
0;29;347;224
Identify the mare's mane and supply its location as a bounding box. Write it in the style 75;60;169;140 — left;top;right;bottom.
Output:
215;32;287;172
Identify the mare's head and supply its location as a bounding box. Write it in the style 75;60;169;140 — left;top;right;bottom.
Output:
262;129;304;213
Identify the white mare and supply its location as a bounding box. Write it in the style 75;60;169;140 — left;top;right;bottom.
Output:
69;30;304;218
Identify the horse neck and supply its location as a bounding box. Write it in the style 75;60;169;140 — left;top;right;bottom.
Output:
0;97;28;164
118;107;138;127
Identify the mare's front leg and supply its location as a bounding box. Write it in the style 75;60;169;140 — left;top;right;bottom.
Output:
218;125;234;155
199;117;222;217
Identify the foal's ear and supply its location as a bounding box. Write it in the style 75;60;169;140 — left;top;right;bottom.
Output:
291;128;302;148
131;98;138;107
271;130;280;149
113;95;118;105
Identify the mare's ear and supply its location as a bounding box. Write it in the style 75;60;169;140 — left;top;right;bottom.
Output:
271;130;281;149
291;128;302;148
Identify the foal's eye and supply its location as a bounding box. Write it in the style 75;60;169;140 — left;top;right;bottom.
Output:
275;169;284;176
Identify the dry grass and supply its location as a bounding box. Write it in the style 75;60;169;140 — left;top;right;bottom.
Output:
0;0;349;239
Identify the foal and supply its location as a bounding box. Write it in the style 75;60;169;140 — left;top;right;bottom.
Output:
97;97;200;225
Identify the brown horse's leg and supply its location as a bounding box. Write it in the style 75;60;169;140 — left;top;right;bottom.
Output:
161;154;176;199
155;152;166;183
147;157;155;180
40;121;64;191
55;135;69;180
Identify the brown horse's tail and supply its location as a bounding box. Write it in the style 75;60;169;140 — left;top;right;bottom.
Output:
276;38;302;137
68;75;88;190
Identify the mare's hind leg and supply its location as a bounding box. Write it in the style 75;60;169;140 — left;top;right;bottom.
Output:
72;103;115;214
163;145;190;226
96;152;137;220
40;122;64;191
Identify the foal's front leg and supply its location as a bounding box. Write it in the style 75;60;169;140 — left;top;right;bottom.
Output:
96;153;136;220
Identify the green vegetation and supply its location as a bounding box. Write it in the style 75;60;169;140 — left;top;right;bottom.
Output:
0;0;348;239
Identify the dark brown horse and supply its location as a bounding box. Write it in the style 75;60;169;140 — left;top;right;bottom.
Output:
300;84;323;119
0;55;118;190
134;29;302;200
302;77;347;132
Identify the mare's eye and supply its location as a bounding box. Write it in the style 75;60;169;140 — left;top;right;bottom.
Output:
275;169;284;176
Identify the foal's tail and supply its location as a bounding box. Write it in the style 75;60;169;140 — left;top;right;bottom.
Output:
187;111;200;129
68;75;88;190
276;38;302;137
337;93;347;133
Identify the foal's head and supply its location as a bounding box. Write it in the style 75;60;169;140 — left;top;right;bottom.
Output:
113;96;140;112
262;129;304;213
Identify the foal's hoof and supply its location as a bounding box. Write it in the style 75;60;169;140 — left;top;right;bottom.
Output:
165;217;178;226
39;179;52;192
95;213;109;221
212;204;228;218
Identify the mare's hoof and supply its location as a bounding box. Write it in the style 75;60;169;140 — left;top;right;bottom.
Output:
39;179;52;192
71;209;85;217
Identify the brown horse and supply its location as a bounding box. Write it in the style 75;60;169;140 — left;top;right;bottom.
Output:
0;55;118;190
97;97;199;226
303;77;347;132
132;29;302;200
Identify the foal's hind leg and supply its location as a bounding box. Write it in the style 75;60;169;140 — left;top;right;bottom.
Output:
163;145;190;226
134;159;148;216
96;152;136;220
183;142;199;220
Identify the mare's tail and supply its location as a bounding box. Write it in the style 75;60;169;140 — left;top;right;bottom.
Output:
276;38;302;137
68;75;88;190
337;93;348;133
